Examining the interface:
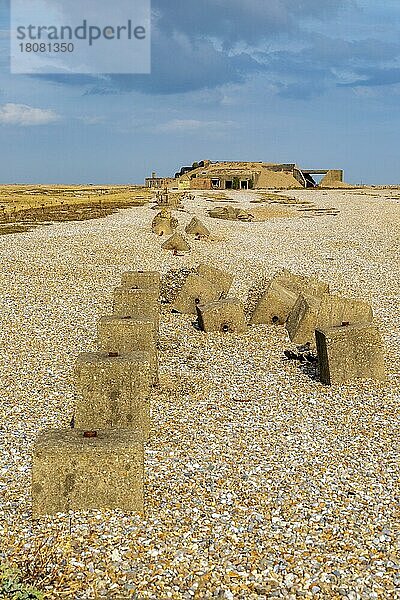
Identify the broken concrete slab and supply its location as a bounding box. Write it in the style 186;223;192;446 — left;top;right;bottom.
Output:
196;263;234;296
315;323;386;385
97;316;158;383
286;293;374;345
208;206;254;222
172;274;223;314
32;429;144;517
250;269;329;325
121;271;161;292
74;351;151;434
197;298;247;333
161;233;191;253
113;287;159;330
185;217;210;238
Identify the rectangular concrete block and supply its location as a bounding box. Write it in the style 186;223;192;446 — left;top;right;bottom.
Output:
315;323;386;385
286;293;374;345
286;293;323;343
196;264;234;296
197;298;247;333
250;269;329;325
74;351;151;434
32;429;144;517
113;287;159;330
97;316;158;383
172;274;223;314
121;271;161;292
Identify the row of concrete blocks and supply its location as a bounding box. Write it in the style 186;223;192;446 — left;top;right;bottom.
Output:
152;210;211;253
32;270;162;518
172;266;386;385
250;269;386;385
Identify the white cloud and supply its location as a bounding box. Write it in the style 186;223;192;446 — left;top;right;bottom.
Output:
156;118;238;133
0;103;60;126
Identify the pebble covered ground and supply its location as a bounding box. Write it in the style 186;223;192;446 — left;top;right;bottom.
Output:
0;189;399;599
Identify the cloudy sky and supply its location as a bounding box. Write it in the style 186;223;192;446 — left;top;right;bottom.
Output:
0;0;400;184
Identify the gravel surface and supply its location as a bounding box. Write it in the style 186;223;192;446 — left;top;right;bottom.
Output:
0;189;399;599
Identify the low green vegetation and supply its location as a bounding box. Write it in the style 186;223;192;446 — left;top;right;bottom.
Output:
0;565;44;599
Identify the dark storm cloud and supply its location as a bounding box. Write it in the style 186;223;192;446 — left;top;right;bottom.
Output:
21;0;400;97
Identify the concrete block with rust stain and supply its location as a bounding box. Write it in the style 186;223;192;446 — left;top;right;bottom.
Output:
197;298;247;333
172;274;223;314
97;316;158;383
286;293;373;346
74;351;151;434
32;429;144;517
113;287;159;331
121;271;161;293
152;210;178;236
250;269;329;325
196;263;233;296
315;323;386;385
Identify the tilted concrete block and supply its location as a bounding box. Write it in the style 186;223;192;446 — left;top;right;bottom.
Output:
196;263;234;296
32;429;144;517
161;233;191;252
185;217;210;238
172;274;223;314
250;269;329;325
286;293;374;345
315;323;386;385
197;298;247;333
74;351;151;434
286;293;323;343
121;271;161;292
113;287;159;331
97;316;158;383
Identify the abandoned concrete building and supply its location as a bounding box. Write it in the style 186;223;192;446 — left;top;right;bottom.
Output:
145;161;345;190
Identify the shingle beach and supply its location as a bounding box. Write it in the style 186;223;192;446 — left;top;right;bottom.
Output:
0;189;399;599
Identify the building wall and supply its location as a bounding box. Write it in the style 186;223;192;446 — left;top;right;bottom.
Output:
190;178;212;190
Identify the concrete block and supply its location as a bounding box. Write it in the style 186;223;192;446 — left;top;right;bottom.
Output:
196;263;234;296
121;271;161;292
152;210;178;236
162;233;191;252
286;293;374;345
286;293;322;343
185;217;210;238
74;351;151;434
250;269;329;325
97;316;158;383
113;287;159;330
315;323;386;385
32;429;144;517
197;298;247;333
172;274;223;314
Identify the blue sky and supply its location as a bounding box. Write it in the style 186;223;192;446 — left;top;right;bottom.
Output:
0;0;400;184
